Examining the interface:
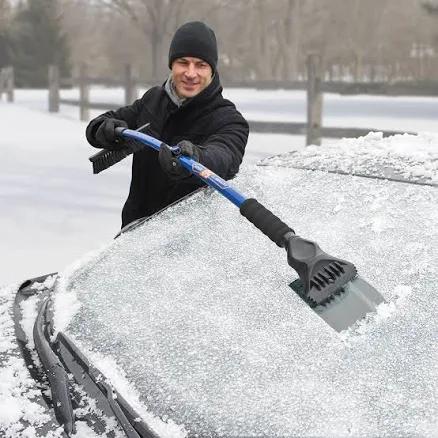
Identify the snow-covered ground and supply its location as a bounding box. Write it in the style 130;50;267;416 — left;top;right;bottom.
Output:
0;88;437;436
13;86;438;132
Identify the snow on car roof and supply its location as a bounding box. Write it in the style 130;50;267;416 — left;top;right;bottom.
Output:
55;143;438;437
260;132;438;186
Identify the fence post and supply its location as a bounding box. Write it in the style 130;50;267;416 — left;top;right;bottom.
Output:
306;54;323;146
124;64;137;105
48;65;60;112
79;64;89;121
6;66;14;102
0;69;4;100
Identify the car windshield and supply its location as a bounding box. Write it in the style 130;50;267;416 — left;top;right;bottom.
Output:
54;147;438;437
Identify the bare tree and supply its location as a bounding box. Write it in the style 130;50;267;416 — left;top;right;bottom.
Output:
94;0;189;80
0;0;12;27
0;0;12;68
57;0;438;83
276;0;302;80
422;1;438;14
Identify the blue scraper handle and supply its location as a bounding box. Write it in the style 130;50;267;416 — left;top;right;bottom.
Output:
115;128;247;207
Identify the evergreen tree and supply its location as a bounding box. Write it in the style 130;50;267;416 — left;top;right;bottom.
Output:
0;32;13;69
0;0;13;68
10;0;71;87
423;1;438;15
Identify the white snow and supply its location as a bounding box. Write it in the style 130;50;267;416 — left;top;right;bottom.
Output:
19;295;40;349
0;88;437;436
262;131;438;185
0;284;64;437
67;337;188;438
52;248;106;336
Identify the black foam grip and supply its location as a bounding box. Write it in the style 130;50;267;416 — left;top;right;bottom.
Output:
240;198;293;247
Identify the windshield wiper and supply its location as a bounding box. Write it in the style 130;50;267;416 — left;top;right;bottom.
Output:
56;332;159;438
32;289;159;437
34;297;76;435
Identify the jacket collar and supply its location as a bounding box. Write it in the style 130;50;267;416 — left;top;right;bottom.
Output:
164;74;186;107
162;72;222;110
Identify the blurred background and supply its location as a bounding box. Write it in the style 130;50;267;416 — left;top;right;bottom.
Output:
1;0;438;87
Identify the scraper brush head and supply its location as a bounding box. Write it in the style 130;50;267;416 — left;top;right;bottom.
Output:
89;140;144;174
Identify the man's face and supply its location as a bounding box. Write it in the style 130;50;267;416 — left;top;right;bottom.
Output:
171;57;213;99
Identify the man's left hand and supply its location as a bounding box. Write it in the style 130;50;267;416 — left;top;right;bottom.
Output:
159;140;200;180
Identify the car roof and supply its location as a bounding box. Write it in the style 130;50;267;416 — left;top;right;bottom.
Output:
260;132;438;187
55;140;438;437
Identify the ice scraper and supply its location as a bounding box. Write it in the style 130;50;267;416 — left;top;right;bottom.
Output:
89;129;385;332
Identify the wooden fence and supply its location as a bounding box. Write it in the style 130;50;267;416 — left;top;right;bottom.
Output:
49;64;137;122
2;59;418;143
222;79;438;96
48;56;416;144
247;55;412;141
0;66;14;102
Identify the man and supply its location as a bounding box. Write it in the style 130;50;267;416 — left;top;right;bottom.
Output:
86;21;249;228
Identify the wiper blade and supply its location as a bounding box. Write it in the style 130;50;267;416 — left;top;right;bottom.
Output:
29;281;158;437
56;332;159;438
33;298;75;435
101;380;142;438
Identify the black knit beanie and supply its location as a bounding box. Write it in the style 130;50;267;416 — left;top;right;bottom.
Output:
168;21;218;72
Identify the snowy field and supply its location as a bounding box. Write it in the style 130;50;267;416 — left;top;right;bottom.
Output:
0;87;437;436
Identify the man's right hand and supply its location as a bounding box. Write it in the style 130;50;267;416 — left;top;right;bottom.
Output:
95;118;128;150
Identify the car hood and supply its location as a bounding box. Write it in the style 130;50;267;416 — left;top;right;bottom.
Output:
54;161;438;437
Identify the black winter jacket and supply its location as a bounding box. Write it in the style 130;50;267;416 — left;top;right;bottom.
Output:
86;73;249;228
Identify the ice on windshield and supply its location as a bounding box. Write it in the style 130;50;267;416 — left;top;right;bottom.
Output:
56;159;438;437
261;132;438;186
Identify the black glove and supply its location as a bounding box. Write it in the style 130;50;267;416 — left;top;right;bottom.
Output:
159;140;200;180
95;118;128;150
